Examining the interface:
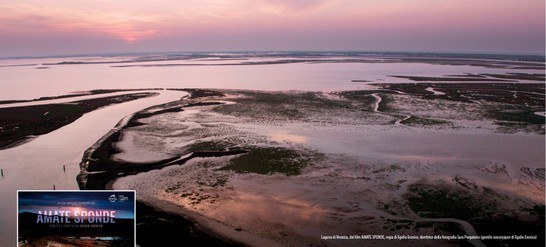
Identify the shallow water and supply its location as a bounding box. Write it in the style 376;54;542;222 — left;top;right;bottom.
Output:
237;123;545;173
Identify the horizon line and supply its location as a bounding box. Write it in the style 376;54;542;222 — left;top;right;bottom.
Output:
2;49;545;61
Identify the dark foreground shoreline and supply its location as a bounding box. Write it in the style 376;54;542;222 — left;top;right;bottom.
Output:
136;201;240;247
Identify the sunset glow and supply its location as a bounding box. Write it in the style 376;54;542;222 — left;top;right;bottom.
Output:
0;0;544;56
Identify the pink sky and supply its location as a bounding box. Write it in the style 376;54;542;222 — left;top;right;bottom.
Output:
0;0;544;56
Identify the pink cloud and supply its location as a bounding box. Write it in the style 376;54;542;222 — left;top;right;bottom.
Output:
256;0;329;14
0;2;166;42
0;0;543;55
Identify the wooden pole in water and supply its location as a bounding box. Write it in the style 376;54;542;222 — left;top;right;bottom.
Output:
63;165;66;172
53;184;55;190
1;169;3;178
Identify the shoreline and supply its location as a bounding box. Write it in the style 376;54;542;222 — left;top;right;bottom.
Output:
104;178;240;246
0;88;166;105
0;92;158;150
107;177;255;247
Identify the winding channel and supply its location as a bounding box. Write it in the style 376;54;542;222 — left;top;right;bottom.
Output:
371;92;411;126
0;89;187;246
371;93;382;113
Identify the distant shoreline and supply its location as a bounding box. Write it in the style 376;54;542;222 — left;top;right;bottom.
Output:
2;50;545;62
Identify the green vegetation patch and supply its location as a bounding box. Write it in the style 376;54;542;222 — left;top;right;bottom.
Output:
377;94;394;112
213;91;351;120
524;204;546;218
339;91;396;112
219;147;312;176
382;219;415;231
400;116;452;126
405;182;495;220
339;91;378;105
407;183;545;246
187;141;232;152
485;105;545;133
487;106;545;125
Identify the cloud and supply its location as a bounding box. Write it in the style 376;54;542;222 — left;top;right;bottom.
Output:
0;2;167;42
175;2;245;22
256;0;329;14
0;0;543;55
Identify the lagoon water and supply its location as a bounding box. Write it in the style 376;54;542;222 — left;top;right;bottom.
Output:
0;55;540;100
0;53;543;246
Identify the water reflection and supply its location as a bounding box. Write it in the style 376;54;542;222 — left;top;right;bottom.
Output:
0;56;538;100
269;131;308;144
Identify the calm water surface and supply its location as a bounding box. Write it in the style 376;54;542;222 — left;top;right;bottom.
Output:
0;56;539;100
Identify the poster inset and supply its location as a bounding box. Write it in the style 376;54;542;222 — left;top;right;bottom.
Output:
18;190;135;247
